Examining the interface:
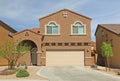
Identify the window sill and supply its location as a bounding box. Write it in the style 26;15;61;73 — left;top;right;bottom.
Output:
70;34;87;36
44;34;60;36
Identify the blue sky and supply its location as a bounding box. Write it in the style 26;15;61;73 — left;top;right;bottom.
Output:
1;0;120;41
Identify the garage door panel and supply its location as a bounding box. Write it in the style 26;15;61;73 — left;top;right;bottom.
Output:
46;51;84;66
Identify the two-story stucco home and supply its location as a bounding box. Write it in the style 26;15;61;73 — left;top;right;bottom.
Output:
95;24;120;67
2;9;92;66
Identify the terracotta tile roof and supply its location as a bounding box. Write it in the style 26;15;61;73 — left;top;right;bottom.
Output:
95;24;120;35
39;9;92;20
31;28;40;33
0;20;17;33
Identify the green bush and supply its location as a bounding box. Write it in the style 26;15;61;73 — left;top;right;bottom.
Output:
16;69;29;77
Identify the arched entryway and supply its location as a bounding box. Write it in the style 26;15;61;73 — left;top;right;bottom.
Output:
18;40;38;66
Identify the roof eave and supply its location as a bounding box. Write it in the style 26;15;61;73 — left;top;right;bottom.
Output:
12;29;41;36
39;9;92;21
95;24;120;36
0;20;17;33
94;24;100;36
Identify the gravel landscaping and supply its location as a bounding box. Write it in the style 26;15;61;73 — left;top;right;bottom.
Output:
0;66;46;80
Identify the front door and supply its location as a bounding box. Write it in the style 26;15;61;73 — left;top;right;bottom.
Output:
31;48;37;66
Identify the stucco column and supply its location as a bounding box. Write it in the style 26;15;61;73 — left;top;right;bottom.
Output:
36;37;42;66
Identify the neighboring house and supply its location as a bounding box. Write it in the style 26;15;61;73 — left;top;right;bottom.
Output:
0;20;17;65
95;24;120;67
12;9;92;66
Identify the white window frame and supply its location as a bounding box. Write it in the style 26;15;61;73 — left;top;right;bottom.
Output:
45;21;60;35
71;21;86;35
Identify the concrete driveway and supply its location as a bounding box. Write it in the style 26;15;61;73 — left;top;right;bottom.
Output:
37;66;120;81
0;79;49;81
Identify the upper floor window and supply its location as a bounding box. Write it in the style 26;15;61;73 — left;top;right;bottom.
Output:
71;22;86;35
46;22;59;35
105;34;108;41
101;30;104;37
110;39;113;47
8;31;12;37
8;31;12;36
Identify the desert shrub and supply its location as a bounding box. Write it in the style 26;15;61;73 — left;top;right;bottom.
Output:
17;62;27;69
16;69;29;77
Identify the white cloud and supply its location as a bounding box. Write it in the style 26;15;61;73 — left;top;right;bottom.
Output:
91;9;120;41
53;0;89;10
0;0;24;18
0;0;42;21
37;0;89;18
0;0;89;21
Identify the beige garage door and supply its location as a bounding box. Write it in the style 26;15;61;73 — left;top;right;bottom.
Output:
46;50;84;66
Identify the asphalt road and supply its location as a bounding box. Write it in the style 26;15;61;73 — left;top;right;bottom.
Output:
37;66;120;81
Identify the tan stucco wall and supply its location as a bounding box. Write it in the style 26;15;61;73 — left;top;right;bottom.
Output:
17;52;31;65
0;26;14;65
0;25;13;44
40;9;91;43
13;30;42;66
96;26;120;67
